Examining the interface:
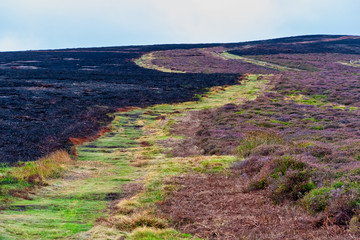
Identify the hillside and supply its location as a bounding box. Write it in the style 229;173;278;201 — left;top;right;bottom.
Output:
1;35;360;239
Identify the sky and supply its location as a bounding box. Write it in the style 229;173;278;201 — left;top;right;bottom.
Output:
0;0;359;51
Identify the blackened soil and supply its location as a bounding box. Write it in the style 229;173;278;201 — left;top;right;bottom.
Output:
0;46;239;163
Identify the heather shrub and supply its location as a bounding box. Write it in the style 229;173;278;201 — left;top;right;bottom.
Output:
326;188;359;226
270;171;315;203
322;182;360;224
302;187;333;212
249;144;288;157
267;157;315;202
308;143;332;158
302;181;360;227
245;155;316;203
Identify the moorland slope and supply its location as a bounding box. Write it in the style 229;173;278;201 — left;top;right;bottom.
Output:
2;35;360;239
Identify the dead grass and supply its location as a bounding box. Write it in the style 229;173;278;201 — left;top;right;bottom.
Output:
160;173;355;240
128;226;195;240
109;211;167;231
115;198;141;215
11;150;73;183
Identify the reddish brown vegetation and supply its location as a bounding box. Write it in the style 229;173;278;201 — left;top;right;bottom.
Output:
161;174;355;240
69;126;111;156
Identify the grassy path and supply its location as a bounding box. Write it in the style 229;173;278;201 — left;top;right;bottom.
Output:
134;53;186;73
215;51;301;72
0;74;269;239
0;112;143;239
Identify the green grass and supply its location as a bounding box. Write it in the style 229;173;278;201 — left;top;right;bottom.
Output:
148;74;268;114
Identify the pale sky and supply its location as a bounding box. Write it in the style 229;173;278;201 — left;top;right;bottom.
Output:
0;0;359;51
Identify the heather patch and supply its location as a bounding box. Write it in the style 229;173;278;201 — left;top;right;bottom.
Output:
141;48;278;74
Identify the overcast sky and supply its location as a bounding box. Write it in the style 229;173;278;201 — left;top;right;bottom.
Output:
0;0;359;51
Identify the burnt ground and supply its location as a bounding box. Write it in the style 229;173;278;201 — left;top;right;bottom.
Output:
0;46;239;163
160;174;354;240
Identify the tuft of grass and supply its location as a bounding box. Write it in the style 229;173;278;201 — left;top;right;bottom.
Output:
129;227;197;240
111;212;167;232
116;198;141;215
12;150;73;182
0;150;74;206
237;131;283;158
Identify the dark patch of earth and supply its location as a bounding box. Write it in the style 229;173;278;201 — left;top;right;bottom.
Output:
0;44;239;163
